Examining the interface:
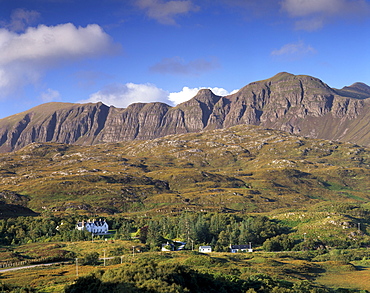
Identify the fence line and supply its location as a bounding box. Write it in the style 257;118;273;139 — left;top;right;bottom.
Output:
0;257;51;269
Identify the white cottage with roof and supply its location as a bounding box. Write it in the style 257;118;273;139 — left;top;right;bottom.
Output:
230;244;253;253
199;246;212;253
76;219;109;234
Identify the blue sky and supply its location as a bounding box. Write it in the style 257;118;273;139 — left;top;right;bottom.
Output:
0;0;369;119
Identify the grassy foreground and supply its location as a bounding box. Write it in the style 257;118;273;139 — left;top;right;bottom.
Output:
1;239;370;292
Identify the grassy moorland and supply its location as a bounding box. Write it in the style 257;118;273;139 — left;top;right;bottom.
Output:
2;124;370;291
1;124;370;215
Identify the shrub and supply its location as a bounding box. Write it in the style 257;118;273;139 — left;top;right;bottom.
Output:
108;256;121;265
82;252;100;266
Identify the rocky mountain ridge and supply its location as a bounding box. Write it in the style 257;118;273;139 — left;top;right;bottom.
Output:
1;72;370;152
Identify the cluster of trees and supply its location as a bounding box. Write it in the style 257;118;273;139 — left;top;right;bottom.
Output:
111;213;290;252
1;210;368;252
0;216;59;245
0;212;291;251
0;215;92;245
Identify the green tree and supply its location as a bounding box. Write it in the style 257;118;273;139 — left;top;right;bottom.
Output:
118;221;132;240
216;230;231;251
194;214;210;244
263;235;294;252
209;213;227;235
146;220;163;250
82;252;100;266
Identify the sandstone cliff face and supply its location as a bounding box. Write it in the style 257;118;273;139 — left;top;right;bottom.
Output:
1;72;370;152
0;103;110;152
97;102;171;142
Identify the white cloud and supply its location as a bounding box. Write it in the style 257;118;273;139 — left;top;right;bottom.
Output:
281;0;370;30
81;83;170;108
40;88;60;102
0;23;120;99
168;87;200;104
0;23;119;65
82;83;238;108
136;0;199;25
271;41;316;59
169;86;237;105
150;56;220;76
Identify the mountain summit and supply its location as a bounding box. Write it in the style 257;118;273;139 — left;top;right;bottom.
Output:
1;72;370;152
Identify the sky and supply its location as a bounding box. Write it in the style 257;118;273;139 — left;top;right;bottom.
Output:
0;0;369;119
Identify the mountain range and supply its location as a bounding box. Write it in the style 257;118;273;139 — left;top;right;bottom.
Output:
1;72;370;153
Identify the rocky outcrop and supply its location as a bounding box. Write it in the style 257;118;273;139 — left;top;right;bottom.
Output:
1;72;370;152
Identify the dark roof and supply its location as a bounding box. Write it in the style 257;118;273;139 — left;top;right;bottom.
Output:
93;220;106;226
76;220;107;227
230;245;249;249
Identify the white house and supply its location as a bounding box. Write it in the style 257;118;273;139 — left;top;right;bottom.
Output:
76;219;109;234
230;244;253;253
199;246;212;253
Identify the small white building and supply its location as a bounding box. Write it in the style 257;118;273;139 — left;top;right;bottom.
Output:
76;219;109;234
199;246;212;253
